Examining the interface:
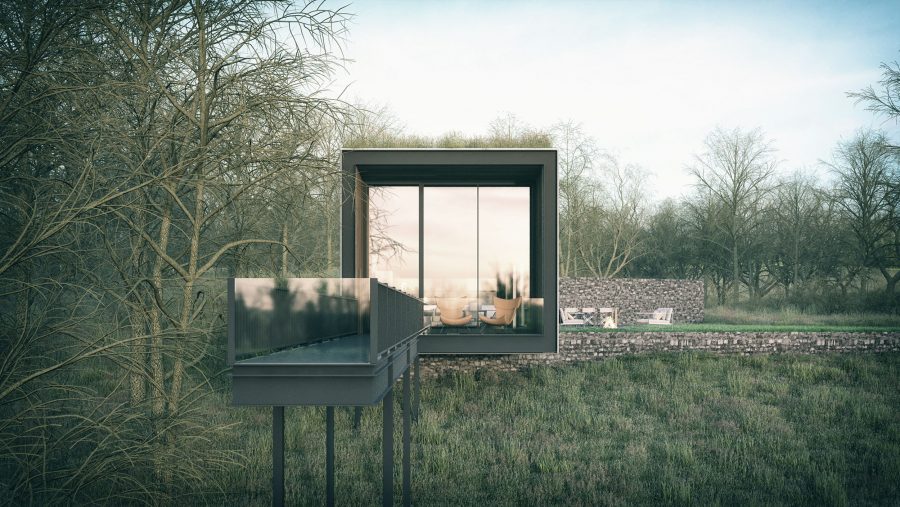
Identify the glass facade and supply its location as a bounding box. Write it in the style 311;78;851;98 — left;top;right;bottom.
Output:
368;185;542;335
423;187;478;325
368;187;419;295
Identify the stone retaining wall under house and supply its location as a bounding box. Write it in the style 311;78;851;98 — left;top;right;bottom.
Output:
418;331;900;377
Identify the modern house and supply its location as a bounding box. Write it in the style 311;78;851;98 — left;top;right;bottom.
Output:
341;148;559;354
228;149;558;506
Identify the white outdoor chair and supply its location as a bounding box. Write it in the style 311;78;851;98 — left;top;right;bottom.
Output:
597;307;618;326
559;308;585;326
635;307;674;325
581;308;597;326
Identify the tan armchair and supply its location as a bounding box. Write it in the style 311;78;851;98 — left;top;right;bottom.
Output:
436;298;472;326
480;296;522;326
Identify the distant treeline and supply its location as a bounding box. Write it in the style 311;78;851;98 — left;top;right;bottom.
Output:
358;113;900;313
558;124;900;313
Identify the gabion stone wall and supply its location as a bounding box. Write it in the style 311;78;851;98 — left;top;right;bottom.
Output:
417;331;900;378
559;277;704;325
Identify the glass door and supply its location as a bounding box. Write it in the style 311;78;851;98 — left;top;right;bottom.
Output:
368;184;538;334
477;186;530;307
423;187;478;329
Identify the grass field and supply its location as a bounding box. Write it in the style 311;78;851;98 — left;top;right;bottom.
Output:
204;352;900;506
572;307;900;333
578;323;900;333
705;307;900;328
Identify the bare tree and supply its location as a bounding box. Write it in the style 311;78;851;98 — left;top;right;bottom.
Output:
690;127;777;303
576;154;648;278
849;58;900;151
768;172;830;297
1;0;352;501
552;121;597;277
634;199;702;279
826;129;899;294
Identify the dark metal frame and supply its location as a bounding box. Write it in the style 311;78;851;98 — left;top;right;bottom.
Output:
341;149;559;354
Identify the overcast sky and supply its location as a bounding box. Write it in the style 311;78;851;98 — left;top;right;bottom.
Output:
332;0;900;201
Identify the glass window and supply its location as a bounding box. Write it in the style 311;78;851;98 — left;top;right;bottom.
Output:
368;186;419;295
478;187;530;304
367;184;540;335
423;187;478;328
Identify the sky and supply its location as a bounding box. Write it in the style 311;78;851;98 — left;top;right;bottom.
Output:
331;0;900;201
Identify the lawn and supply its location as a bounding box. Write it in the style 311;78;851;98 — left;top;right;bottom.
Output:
573;307;900;333
205;352;900;506
576;323;900;333
705;307;900;328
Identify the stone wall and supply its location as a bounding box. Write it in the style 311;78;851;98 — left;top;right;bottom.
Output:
559;278;704;325
418;331;900;377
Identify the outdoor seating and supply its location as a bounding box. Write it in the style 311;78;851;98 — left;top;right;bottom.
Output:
581;307;597;326
635;307;674;325
480;296;522;326
437;298;473;326
597;307;618;326
559;308;585;326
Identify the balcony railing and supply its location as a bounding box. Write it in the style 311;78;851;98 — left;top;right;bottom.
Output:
370;279;425;362
228;278;424;366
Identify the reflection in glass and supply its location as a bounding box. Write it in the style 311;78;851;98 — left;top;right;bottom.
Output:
364;184;542;335
232;278;370;363
424;187;478;327
369;186;419;295
478;187;530;313
426;297;545;335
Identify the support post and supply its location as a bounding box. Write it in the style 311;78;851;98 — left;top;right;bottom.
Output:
326;406;335;507
413;354;420;423
353;406;362;431
273;406;285;507
383;386;394;507
402;368;411;507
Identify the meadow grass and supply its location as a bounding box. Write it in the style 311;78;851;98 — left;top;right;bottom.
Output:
204;353;900;506
578;323;900;333
705;306;900;327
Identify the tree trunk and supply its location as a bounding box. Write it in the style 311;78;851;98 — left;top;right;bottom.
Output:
129;307;146;404
129;207;148;405
280;223;289;278
880;267;899;296
150;206;171;418
732;245;740;304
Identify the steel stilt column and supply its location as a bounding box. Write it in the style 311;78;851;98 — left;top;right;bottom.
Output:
402;368;411;507
326;406;335;507
413;355;420;423
353;406;362;431
382;387;394;507
273;406;285;507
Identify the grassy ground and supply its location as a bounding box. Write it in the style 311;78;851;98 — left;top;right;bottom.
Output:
205;353;900;506
577;323;900;333
572;307;900;332
705;307;900;327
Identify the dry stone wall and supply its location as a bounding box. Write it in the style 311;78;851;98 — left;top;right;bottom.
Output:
418;331;900;378
559;278;704;325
